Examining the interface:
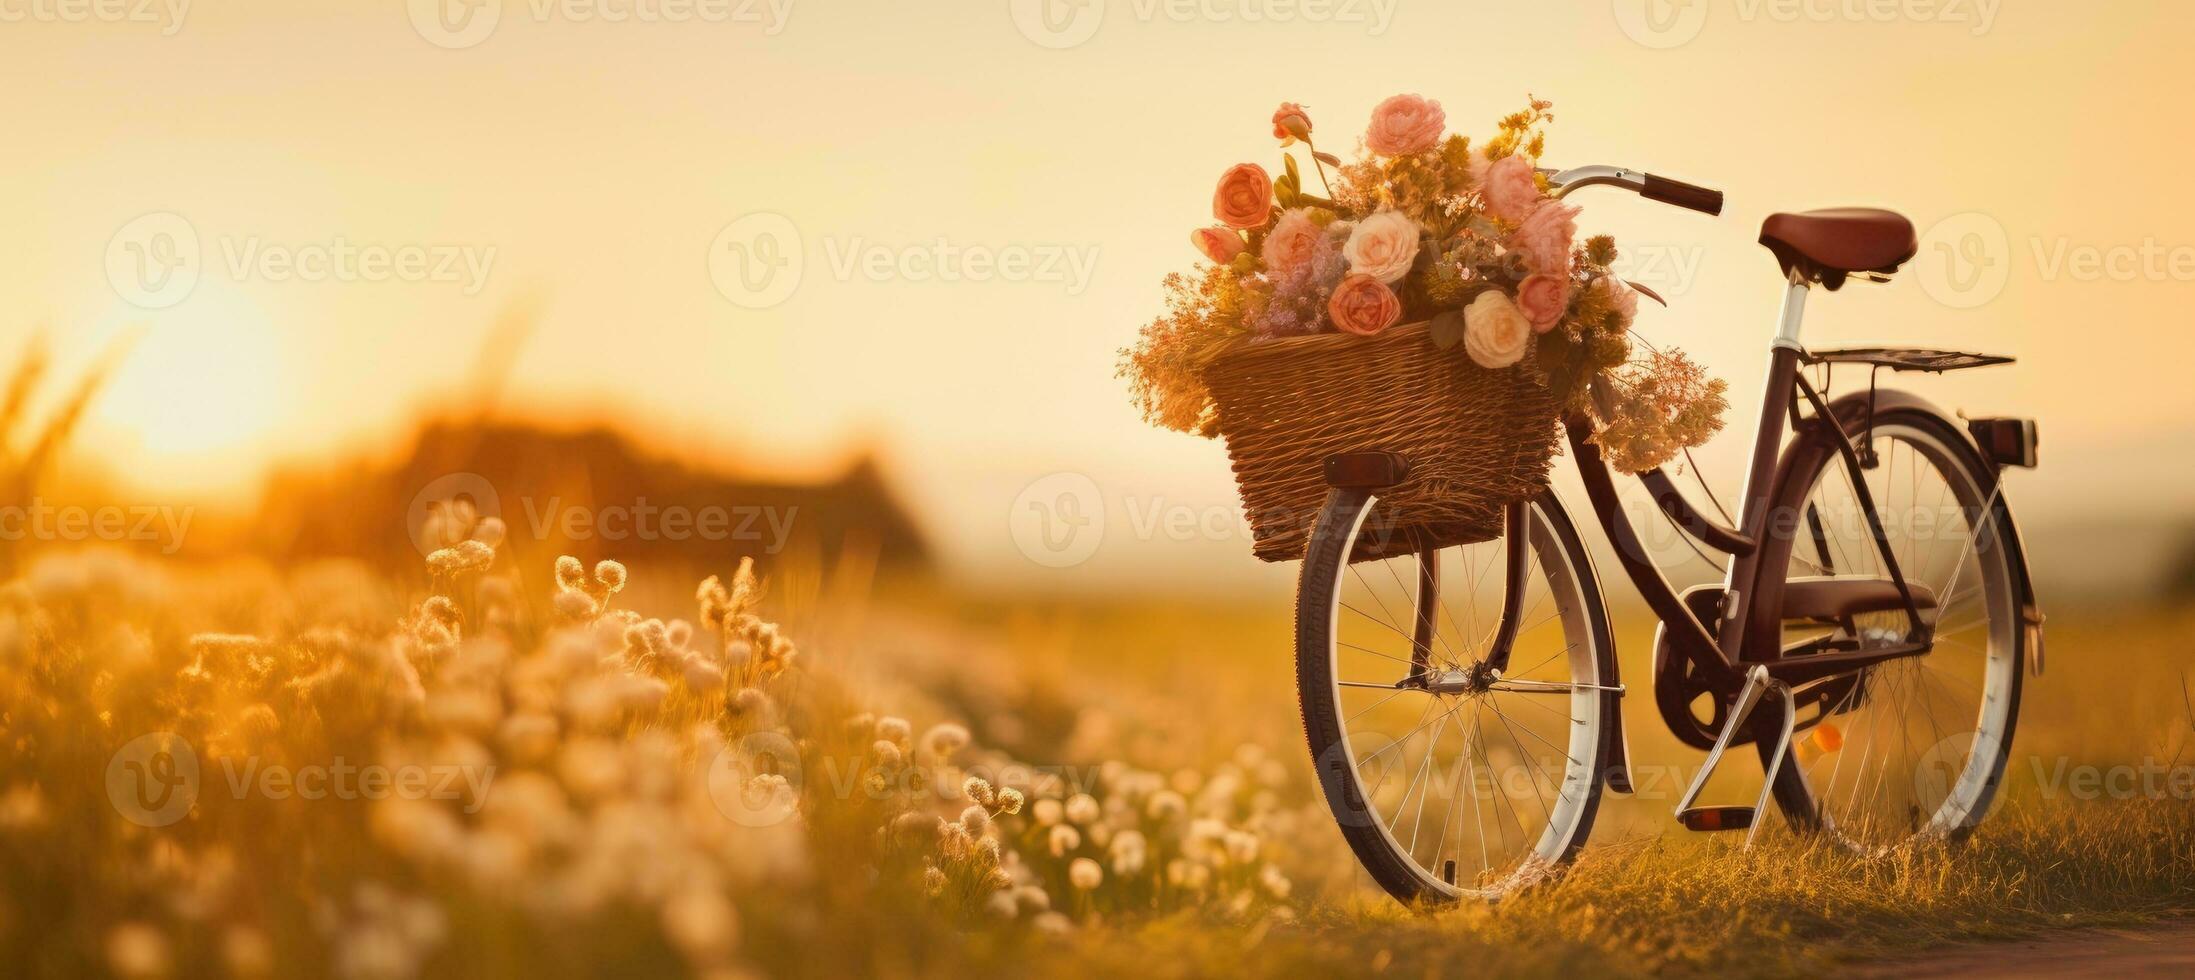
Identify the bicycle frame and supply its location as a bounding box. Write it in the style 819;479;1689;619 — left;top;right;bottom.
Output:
1472;168;1937;700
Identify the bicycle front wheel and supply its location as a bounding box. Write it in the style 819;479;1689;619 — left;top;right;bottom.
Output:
1294;489;1616;904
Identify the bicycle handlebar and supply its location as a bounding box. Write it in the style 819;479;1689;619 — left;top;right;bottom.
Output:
1545;165;1723;216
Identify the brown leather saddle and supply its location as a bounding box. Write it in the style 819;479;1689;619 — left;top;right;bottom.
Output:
1759;208;1919;290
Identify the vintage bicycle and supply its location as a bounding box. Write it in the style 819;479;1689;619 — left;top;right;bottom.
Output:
1292;166;2044;903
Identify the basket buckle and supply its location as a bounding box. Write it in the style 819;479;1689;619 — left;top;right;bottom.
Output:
1323;451;1411;490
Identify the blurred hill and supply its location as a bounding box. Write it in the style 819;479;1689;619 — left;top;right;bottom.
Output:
255;417;931;575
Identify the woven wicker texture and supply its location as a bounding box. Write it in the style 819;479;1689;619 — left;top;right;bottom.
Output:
1203;321;1560;563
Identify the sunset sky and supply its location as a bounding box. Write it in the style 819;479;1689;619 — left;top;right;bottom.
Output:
5;1;2192;591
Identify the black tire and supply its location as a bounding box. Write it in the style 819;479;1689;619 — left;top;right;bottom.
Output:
1757;407;2027;849
1295;488;1618;904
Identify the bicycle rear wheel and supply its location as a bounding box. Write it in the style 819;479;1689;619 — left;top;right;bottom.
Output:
1760;408;2026;852
1295;489;1616;903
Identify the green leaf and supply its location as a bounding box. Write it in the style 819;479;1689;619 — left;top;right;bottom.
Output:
1430;310;1466;350
1283;153;1302;189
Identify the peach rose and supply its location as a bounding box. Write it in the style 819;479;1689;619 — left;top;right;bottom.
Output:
1463;290;1532;369
1364;93;1445;157
1271;102;1312;145
1190;226;1246;264
1212;163;1274;230
1481;153;1542;224
1328;274;1401;336
1341;210;1421;284
1515;274;1571;333
1260;209;1325;278
1509;200;1580;278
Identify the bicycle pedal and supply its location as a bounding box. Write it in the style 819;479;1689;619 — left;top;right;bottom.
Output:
1677;806;1757;832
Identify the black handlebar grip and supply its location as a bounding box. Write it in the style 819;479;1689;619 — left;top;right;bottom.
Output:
1641;173;1724;216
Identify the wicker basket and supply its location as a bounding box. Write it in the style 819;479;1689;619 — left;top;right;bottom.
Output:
1202;321;1561;563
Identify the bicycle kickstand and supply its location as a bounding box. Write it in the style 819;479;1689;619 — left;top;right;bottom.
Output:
1673;664;1801;848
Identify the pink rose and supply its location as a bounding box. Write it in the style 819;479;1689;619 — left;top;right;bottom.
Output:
1595;276;1640;327
1191;226;1246;264
1463;291;1532;369
1327;273;1401;336
1509;200;1580;278
1271;102;1312;145
1481;153;1542;224
1341;210;1421;284
1212;163;1274;230
1260;209;1325;278
1364;94;1445;157
1515;274;1571;333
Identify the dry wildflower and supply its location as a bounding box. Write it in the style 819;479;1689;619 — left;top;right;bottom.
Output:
1593;347;1731;473
870;739;903;768
555;555;586;591
1108;830;1148;876
1047;824;1081;858
427;539;495;576
729;687;772;719
1068;857;1103;891
1032;798;1063;826
593;560;627;594
994;787;1025;816
553;588;599;620
962;776;997;808
1146;790;1186;821
920;723;971;762
959;805;991;836
1223;830;1261;865
876;716;912;744
1011;884;1051;914
1063;793;1100;826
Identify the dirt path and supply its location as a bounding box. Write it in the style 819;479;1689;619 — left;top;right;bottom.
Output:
1857;921;2195;978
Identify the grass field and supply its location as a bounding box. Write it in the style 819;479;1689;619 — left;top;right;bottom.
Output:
1;526;2190;978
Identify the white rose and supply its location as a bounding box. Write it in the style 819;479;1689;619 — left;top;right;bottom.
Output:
1463;291;1532;369
1341;210;1421;284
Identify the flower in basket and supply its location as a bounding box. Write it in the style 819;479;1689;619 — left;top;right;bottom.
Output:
1329;273;1402;336
1213;164;1274;230
1122;94;1728;474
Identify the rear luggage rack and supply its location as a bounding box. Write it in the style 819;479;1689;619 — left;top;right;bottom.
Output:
1800;347;2014;373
